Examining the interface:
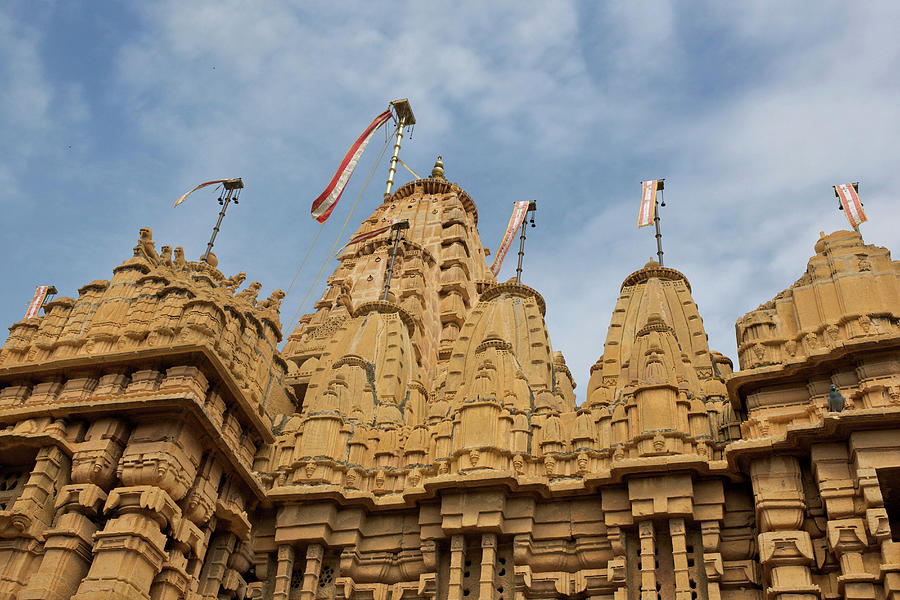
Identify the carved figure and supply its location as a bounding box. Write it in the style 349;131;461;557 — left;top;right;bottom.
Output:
159;245;173;267
576;453;589;475
468;448;480;467
236;281;262;306
543;455;556;476
258;289;286;312
173;246;187;271
345;469;359;489
825;324;840;347
134;228;159;263
512;454;525;474
784;339;798;357
224;272;247;295
858;315;873;334
407;468;422;487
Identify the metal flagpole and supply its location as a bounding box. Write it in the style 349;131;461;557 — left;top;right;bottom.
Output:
385;99;416;198
654;179;665;266
202;178;243;263
515;201;537;284
382;220;410;301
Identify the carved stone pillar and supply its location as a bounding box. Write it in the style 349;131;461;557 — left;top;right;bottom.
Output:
0;538;42;600
448;534;466;600
272;545;295;600
299;543;324;600
72;486;181;600
150;518;204;600
9;444;70;536
21;418;128;600
882;542;900;600
639;520;657;600
827;518;876;600
18;484;106;600
669;518;692;600
700;520;724;600
811;443;856;519
480;533;497;599
0;444;71;600
197;530;238;597
751;456;819;600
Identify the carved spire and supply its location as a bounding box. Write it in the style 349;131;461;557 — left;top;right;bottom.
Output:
588;261;734;459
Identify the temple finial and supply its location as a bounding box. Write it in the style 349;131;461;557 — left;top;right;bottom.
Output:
431;155;445;179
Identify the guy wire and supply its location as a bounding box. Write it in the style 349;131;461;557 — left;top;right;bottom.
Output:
285;129;395;334
283;223;325;299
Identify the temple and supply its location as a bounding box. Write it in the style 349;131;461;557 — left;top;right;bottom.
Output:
1;159;899;600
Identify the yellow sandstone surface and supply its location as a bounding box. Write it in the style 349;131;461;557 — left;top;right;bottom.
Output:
1;162;899;600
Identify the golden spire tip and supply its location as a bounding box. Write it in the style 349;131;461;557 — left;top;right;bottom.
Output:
431;155;445;180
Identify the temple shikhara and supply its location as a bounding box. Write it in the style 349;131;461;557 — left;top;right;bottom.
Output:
1;156;900;600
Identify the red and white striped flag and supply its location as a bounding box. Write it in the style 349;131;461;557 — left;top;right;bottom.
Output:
834;183;867;229
174;179;236;207
638;180;659;228
338;220;397;253
24;286;50;319
490;201;530;277
311;109;393;223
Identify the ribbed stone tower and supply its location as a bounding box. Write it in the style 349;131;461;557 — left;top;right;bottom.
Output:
1;159;900;600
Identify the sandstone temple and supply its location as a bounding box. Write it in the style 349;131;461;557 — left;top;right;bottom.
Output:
1;159;899;600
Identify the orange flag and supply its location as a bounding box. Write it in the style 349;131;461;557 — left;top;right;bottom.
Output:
638;180;659;228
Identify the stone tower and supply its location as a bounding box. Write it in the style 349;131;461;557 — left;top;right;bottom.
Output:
1;161;900;600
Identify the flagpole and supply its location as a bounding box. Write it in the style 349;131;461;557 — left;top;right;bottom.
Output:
202;178;243;263
382;220;410;301
654;179;665;266
515;202;537;284
385;99;416;198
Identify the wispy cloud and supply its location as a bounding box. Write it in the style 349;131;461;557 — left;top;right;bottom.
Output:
1;2;898;402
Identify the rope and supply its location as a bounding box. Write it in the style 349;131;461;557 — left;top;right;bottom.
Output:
283;222;324;299
285;129;394;334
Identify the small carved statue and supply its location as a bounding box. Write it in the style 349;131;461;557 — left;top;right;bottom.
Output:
258;289;286;312
468;448;480;467
576;453;589;475
134;228;159;264
173;247;187;271
236;281;262;306
407;468;422;488
858;315;873;334
159;245;173;267
224;272;247;295
345;469;359;489
784;339;798;357
543;455;556;476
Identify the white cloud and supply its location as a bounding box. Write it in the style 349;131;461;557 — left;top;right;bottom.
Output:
2;1;898;403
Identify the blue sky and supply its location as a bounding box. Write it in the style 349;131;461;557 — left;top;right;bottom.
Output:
2;2;899;400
